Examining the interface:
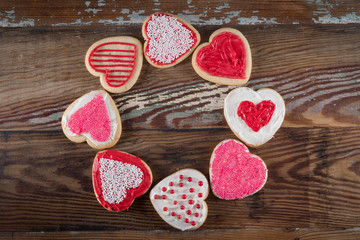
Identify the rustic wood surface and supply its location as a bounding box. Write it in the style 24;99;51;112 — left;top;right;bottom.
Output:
0;0;359;239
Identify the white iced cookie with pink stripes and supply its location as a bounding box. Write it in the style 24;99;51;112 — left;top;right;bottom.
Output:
142;13;200;68
150;169;209;231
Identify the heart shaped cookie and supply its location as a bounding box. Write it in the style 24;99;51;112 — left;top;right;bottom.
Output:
62;90;121;149
224;87;285;147
150;169;209;231
142;13;200;68
192;28;252;85
85;36;143;93
210;139;268;200
92;150;152;211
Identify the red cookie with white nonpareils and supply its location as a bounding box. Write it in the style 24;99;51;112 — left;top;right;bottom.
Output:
85;36;143;93
92;150;153;211
142;13;200;68
150;169;209;231
192;28;252;86
224;87;286;147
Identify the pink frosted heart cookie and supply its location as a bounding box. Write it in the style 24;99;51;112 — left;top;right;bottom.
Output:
210;139;268;200
150;169;209;231
224;87;285;147
85;36;143;93
92;150;153;211
142;13;200;68
192;28;252;86
61;90;121;149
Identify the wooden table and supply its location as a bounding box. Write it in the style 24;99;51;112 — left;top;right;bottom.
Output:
1;1;359;239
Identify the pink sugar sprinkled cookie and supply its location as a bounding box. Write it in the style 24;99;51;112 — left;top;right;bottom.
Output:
209;139;268;200
62;90;122;149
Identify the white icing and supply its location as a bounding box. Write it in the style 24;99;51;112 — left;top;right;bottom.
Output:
146;14;195;64
224;87;285;146
99;158;143;204
150;169;208;231
62;90;119;146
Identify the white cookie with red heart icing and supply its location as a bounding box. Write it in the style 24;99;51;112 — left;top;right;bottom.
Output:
224;87;285;147
150;169;209;231
210;139;268;200
85;36;143;93
192;28;252;86
62;90;122;149
142;13;200;68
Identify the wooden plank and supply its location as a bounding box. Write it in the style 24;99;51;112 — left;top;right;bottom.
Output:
1;229;360;240
0;127;359;231
0;25;359;131
1;0;360;27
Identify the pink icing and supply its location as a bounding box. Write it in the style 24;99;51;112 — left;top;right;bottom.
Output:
210;139;267;200
68;94;111;142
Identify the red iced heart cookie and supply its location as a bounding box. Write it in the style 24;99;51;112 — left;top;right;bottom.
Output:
150;169;209;231
85;36;143;93
192;28;252;86
93;150;153;211
142;13;200;68
62;90;122;149
224;87;285;147
210;139;268;200
237;100;276;132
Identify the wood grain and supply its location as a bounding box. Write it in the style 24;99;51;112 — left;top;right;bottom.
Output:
1;0;360;27
0;229;359;240
0;25;359;131
0;128;359;232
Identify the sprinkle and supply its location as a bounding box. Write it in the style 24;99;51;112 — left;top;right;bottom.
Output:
185;218;189;223
179;183;184;187
177;215;182;219
198;181;203;186
188;199;194;204
191;221;196;226
99;158;143;204
194;213;199;217
179;175;184;180
169;182;174;186
171;212;176;216
180;205;185;210
173;200;178;205
187;177;192;182
162;195;167;199
145;14;196;64
163;207;168;211
186;210;192;215
198;193;203;198
170;189;175;194
154;195;159;199
182;194;187;199
196;204;201;209
162;187;167;192
189;188;194;193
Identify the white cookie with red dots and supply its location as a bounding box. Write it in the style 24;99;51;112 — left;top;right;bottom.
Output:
150;169;209;231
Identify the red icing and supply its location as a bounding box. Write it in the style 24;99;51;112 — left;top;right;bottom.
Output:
170;189;175;194
198;193;203;198
196;32;247;79
88;42;137;87
163;207;168;211
179;183;184;187
185;218;189;223
92;150;152;212
188;200;194;204
186;210;192;215
191;221;196;226
182;194;187;199
177;215;182;219
187;177;192;182
189;188;194;193
154;195;159;199
162;195;167;199
68;94;111;142
210;140;267;200
194;213;199;217
162;187;167;192
171;212;176;216
198;181;203;186
169;182;174;186
237;100;276;132
196;204;201;209
144;13;198;65
179;175;184;180
180;205;185;210
173;200;178;205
